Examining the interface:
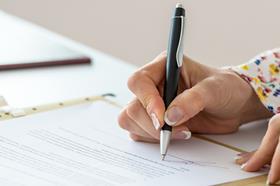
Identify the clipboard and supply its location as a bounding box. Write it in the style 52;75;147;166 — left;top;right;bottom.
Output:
0;94;268;185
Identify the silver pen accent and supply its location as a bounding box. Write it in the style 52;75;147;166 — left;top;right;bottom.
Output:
160;130;172;160
176;16;185;67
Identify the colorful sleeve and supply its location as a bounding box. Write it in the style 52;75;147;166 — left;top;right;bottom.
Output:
231;48;280;113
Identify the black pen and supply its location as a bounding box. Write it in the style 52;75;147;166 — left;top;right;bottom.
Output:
160;3;185;160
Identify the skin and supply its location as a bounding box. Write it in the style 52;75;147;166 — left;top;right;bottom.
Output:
118;52;278;184
235;114;280;184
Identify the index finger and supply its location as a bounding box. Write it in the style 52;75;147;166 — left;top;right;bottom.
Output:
127;52;166;124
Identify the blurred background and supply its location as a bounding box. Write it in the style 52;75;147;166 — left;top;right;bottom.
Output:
1;0;280;67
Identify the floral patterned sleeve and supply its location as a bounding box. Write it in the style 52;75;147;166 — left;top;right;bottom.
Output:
231;48;280;114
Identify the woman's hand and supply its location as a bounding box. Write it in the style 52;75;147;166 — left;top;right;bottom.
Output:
235;114;280;185
118;52;272;142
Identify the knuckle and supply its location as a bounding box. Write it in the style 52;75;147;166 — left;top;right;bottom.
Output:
159;51;167;58
189;89;204;111
127;71;139;91
268;114;280;130
270;114;280;123
141;94;154;110
118;109;131;130
129;133;141;142
126;100;142;118
127;70;147;92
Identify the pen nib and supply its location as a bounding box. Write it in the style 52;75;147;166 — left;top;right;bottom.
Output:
161;154;166;161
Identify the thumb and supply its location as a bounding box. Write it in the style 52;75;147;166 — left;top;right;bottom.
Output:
164;84;208;126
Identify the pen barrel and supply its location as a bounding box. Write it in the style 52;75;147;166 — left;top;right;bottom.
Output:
164;17;183;109
162;17;183;131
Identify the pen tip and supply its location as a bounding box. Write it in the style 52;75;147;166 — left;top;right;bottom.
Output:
161;155;166;161
176;3;183;8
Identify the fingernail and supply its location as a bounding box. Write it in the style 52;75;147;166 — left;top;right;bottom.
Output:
234;155;242;161
266;172;279;185
241;163;247;170
174;130;192;140
234;155;243;164
151;113;160;130
164;106;184;126
237;152;246;156
266;175;274;186
266;179;271;186
183;131;192;139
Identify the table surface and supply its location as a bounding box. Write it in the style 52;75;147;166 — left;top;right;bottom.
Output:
0;11;135;108
0;10;271;186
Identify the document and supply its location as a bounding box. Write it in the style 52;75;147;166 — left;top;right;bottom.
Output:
0;101;266;186
204;119;268;152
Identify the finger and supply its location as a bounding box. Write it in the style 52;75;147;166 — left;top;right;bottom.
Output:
172;124;192;140
242;114;280;172
126;99;161;139
268;138;280;184
129;133;158;143
234;151;255;165
127;99;193;139
129;127;192;143
119;99;192;140
164;81;209;126
118;107;154;139
127;52;166;125
237;152;248;156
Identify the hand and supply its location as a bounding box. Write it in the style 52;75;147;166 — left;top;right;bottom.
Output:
235;114;280;185
118;52;272;142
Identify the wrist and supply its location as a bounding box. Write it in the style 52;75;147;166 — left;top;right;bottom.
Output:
228;69;273;123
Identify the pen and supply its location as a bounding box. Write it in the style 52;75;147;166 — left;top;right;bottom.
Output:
160;3;185;160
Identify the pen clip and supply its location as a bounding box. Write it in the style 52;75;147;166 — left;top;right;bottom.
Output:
176;16;185;68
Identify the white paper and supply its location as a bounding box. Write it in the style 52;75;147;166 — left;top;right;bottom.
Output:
0;101;266;186
204;119;268;152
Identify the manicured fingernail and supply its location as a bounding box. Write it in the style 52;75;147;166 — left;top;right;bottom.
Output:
234;155;244;164
183;131;192;139
164;106;184;126
174;130;192;140
151;113;160;130
241;163;247;170
237;152;246;156
266;179;271;186
234;155;242;161
266;176;274;186
266;172;279;185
